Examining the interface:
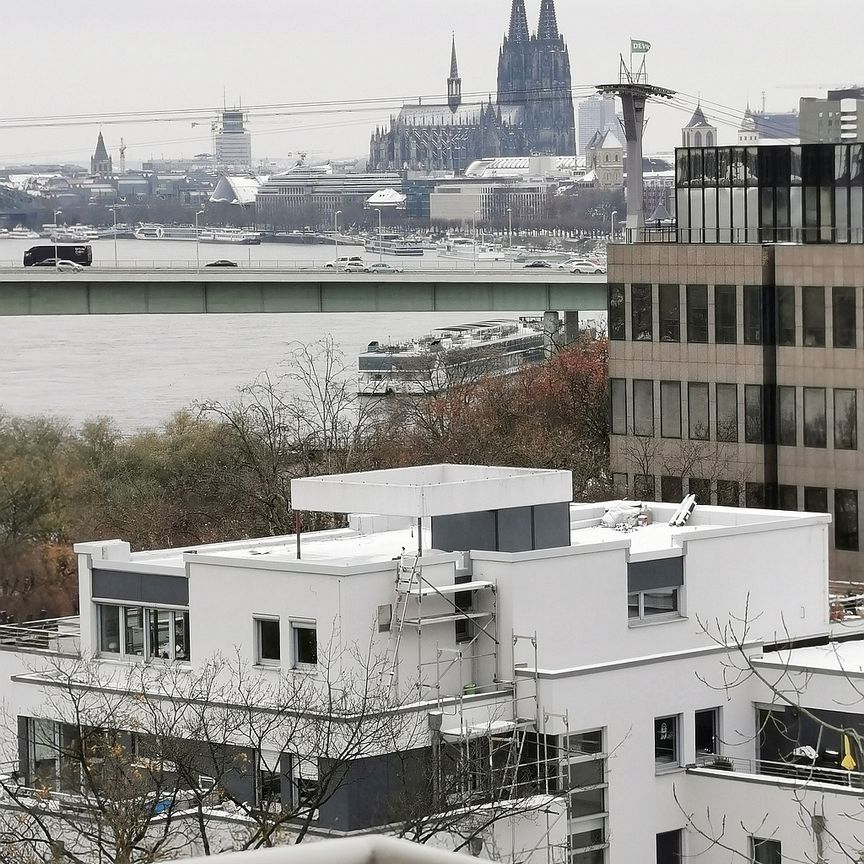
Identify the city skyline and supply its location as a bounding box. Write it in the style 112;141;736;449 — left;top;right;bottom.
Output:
3;0;862;166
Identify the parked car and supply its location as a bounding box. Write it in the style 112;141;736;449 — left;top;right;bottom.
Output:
205;260;239;268
523;260;552;269
325;255;363;269
364;263;404;274
341;261;367;272
33;259;84;272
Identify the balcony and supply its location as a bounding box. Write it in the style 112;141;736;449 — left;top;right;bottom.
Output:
689;753;863;791
0;617;80;654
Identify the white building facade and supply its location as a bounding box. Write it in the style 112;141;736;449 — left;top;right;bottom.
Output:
1;464;862;863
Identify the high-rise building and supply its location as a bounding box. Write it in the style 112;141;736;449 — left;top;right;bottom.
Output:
90;131;113;178
608;141;864;587
578;96;618;155
800;87;864;143
215;109;252;169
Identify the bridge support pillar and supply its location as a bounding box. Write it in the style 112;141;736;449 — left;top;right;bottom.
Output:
543;311;561;358
562;310;580;346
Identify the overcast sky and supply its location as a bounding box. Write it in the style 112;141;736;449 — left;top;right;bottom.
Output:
3;0;862;166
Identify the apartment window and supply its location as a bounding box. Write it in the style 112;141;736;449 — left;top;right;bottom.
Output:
686;285;708;343
835;490;860;551
834;389;857;450
714;285;737;344
631;284;653;341
256;618;281;666
695;708;719;756
778;485;798;511
124;607;145;657
659;284;680;342
802;286;826;346
744;385;764;444
634;474;656;501
688;478;711;504
778;386;797;446
567;730;603;756
657;830;683;864
660;381;681;439
98;605;121;654
803;387;827;447
570;827;606;864
833;286;856;348
804;487;828;513
292;623;318;667
777;286;796;346
743;285;763;344
97;604;189;662
610;378;627;435
661;476;684;503
751;838;781;864
688;382;710;440
609;284;625;340
633;380;654;437
716;480;740;508
565;728;607;841
745;483;766;509
654;716;679;768
612;473;628;497
716;383;739;442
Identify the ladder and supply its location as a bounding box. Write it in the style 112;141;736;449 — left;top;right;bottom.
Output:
385;552;421;689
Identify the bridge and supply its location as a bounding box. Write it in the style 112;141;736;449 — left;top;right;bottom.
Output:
0;270;607;316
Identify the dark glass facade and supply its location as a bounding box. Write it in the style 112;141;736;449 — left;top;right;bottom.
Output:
676;143;864;243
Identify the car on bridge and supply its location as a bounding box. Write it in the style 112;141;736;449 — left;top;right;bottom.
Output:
341;261;366;273
363;263;403;274
205;260;239;268
325;255;364;269
33;259;85;272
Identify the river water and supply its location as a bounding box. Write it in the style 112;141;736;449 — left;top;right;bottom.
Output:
0;238;543;430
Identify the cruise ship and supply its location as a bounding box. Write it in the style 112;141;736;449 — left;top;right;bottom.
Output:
133;224;200;241
437;237;508;261
199;227;261;245
357;318;545;396
364;232;424;256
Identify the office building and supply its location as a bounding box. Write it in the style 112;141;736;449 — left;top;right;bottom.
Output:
215;108;252;170
801;88;864;144
577;96;619;156
3;464;864;862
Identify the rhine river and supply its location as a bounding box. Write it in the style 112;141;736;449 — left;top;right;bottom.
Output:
0;238;544;431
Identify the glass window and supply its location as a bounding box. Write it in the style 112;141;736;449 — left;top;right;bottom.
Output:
657;830;683;864
98;605;121;655
660;381;681;439
256;618;281;665
834;389;857;450
633;380;654;437
571;850;604;864
148;609;172;660
689;478;711;504
654;716;679;768
174;611;190;662
659;284;680;342
634;474;655;501
612;473;628;497
746;483;766;509
688;382;710;440
777;286;796;346
804;487;828;513
835;490;859;551
715;285;737;343
745;385;763;444
570;786;604;818
569;760;604;788
695;709;719;756
609;284;625;340
571;827;605;851
567;730;603;756
124;607;145;657
686;285;708;343
717;480;740;508
293;624;318;666
778;386;797;446
751;837;782;864
833;286;856;348
743;286;763;344
631;284;653;341
643;588;679;617
802;286;826;347
803;388;827;447
778;485;798;510
661;476;684;503
610;379;627;435
716;383;738;442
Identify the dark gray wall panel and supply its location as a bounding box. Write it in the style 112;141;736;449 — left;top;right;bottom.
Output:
532;502;572;550
497;507;533;553
627;557;684;592
91;569;189;606
432;511;497;553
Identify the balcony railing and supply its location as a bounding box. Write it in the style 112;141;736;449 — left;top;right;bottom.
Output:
0;617;81;654
691;753;864;790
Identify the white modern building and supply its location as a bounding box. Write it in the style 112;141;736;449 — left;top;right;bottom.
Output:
1;464;863;863
215;109;253;170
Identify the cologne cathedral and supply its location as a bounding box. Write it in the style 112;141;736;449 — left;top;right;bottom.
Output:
368;0;576;173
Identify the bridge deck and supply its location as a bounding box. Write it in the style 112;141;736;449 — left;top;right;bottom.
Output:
0;271;607;315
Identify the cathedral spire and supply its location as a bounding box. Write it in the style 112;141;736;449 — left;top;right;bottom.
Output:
537;0;560;40
508;0;530;44
447;34;462;111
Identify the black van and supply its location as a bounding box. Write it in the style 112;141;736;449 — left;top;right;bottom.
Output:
24;244;93;267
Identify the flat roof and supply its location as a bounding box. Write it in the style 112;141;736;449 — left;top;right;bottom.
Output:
754;638;864;676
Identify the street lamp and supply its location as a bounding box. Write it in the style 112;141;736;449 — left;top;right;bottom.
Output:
506;207;513;247
53;210;62;270
472;209;481;271
334;210;342;262
611;210;618;243
195;210;205;272
376;207;383;263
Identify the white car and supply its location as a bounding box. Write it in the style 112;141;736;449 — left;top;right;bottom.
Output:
364;263;404;274
325;256;363;269
570;262;606;274
34;259;85;272
341;261;367;272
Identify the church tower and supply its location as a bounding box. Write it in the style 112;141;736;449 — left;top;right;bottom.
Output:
497;0;531;104
447;36;462;112
682;102;717;148
90;131;113;178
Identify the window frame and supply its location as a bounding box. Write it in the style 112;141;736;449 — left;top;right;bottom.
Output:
610;378;627;436
660;381;682;439
632;379;655;437
803;387;827;448
292;621;318;669
686;284;709;343
751;837;782;864
714;284;737;344
608;284;625;341
716;383;739;442
688;382;710;441
834;388;857;450
777;386;797;446
659;284;680;342
255;616;281;667
654;714;680;771
631;283;653;341
96;603;189;663
832;285;856;348
695;707;721;757
835;489;860;552
802;285;826;347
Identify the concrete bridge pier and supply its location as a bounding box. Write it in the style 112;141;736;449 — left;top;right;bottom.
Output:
563;310;580;346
